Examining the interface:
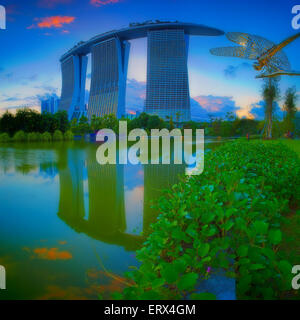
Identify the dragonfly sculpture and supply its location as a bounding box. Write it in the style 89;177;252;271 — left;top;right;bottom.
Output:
210;32;300;78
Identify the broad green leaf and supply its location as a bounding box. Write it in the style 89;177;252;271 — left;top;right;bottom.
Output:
237;245;248;258
177;272;198;291
268;229;282;245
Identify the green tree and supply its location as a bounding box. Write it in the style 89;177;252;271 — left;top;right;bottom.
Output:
0;133;10;142
77;116;91;136
53;129;63;141
54;111;69;133
41;132;52;142
64;130;74;141
0;112;16;136
90;115;103;132
262;79;280;139
41;112;57;133
283;87;298;134
147;115;163;130
27;132;40;142
102;114;118;132
13;130;26;142
70;118;78;135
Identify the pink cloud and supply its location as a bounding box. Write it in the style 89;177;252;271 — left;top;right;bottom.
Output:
28;16;75;29
193;96;231;112
90;0;122;7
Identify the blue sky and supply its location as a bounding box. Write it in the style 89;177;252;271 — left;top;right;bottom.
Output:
0;0;299;119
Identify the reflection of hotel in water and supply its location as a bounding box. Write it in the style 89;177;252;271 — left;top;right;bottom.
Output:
57;145;185;250
143;164;185;234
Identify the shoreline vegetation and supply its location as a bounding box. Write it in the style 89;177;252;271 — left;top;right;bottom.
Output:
0;130;74;143
1;108;299;144
102;140;300;300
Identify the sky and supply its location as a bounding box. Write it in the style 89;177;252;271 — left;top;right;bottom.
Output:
0;0;300;120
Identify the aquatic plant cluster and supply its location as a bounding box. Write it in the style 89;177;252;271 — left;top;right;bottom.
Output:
113;141;300;300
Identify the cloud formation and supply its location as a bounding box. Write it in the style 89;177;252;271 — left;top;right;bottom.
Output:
192;95;240;120
124;79;244;120
224;63;252;78
90;0;121;7
28;16;75;29
125;79;146;115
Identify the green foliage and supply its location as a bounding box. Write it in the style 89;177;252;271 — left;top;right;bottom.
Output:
0;109;69;136
64;130;74;141
27;132;40;142
282;87;298;134
0;132;10;142
52;129;63;141
41;132;52;142
206;117;261;137
13;130;26;142
114;141;300;300
262;79;280;139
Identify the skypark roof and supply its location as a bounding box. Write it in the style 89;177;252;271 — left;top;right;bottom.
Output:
60;21;224;61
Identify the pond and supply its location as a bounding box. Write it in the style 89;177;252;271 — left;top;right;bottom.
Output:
0;138;230;300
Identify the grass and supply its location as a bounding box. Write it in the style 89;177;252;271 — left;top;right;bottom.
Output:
276;139;300;299
281;139;300;157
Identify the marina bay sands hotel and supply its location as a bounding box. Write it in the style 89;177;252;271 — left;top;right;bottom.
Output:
59;21;223;122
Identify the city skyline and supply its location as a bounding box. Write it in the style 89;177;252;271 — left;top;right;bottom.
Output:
0;0;300;120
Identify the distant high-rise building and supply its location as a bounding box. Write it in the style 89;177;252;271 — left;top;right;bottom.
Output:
41;95;60;114
145;29;191;122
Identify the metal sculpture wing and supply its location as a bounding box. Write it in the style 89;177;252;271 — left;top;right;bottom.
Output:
210;31;300;79
210;46;258;60
210;32;275;60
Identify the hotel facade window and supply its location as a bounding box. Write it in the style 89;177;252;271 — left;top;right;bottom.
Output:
87;38;130;120
145;29;191;122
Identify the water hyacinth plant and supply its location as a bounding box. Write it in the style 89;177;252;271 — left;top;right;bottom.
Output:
110;141;300;300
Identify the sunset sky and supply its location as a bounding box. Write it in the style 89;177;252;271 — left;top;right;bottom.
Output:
0;0;300;120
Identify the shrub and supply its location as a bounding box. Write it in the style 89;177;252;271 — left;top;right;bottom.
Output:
113;141;300;300
27;132;40;142
13;130;26;142
0;133;10;142
53;129;63;141
64;130;74;141
41;132;52;142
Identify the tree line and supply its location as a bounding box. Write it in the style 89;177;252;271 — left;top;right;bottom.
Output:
0;84;298;142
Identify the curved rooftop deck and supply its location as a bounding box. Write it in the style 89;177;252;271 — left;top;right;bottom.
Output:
61;21;224;61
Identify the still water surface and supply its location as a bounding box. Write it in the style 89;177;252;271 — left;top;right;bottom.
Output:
0;139;228;299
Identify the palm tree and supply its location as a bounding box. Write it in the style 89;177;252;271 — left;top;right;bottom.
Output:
262;78;280;139
283;87;298;134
